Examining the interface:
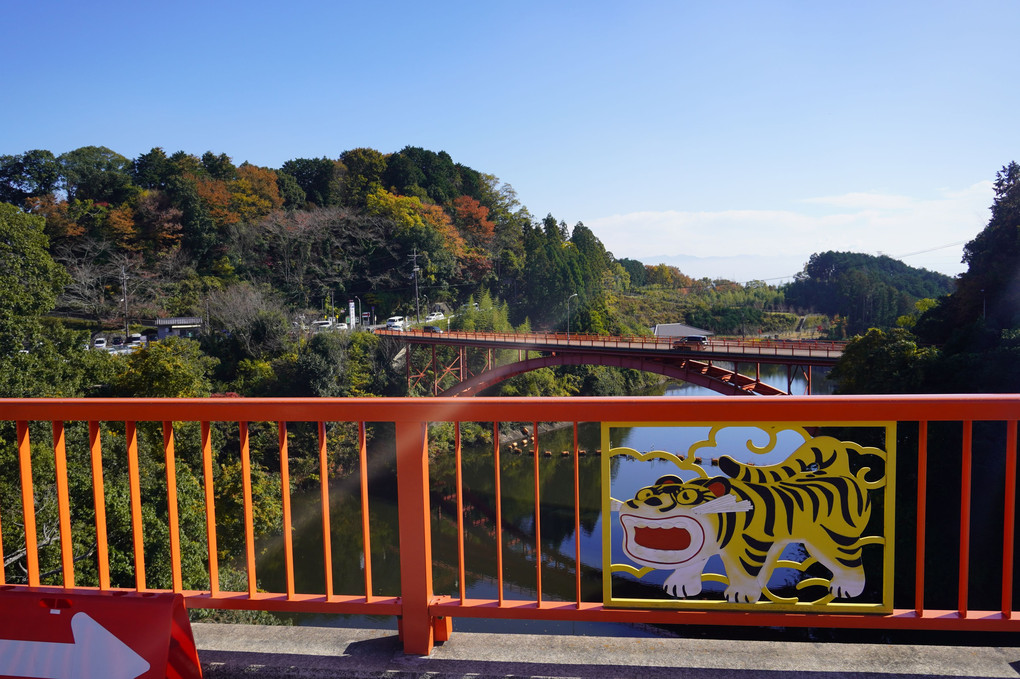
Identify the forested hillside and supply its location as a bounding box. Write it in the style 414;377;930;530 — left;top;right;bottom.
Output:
783;251;954;336
0;146;623;330
830;162;1020;393
0;145;659;401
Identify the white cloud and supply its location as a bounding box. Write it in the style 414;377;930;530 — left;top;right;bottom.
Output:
589;181;993;279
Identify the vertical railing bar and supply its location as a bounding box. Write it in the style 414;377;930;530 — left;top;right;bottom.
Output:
394;419;435;654
125;421;146;591
494;422;503;606
959;420;973;618
533;421;542;605
239;421;257;597
17;421;40;587
319;421;334;600
358;421;374;601
89;422;110;590
279;422;295;599
573;421;581;607
0;460;4;584
52;421;74;587
1002;419;1017;618
455;422;466;605
163;422;183;592
201;421;219;595
914;421;928;616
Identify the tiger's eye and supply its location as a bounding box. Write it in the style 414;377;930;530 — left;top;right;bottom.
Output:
678;489;698;503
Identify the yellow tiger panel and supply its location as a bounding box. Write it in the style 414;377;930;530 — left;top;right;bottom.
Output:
618;436;871;603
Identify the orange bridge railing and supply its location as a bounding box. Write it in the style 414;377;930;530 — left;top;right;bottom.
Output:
1;395;1018;654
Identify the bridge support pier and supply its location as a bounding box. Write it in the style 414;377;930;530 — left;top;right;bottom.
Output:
786;365;813;395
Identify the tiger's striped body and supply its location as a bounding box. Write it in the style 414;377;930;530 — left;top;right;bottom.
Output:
618;437;871;603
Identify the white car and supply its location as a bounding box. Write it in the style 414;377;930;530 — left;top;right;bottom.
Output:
386;316;406;330
311;320;333;332
93;337;107;350
425;312;445;322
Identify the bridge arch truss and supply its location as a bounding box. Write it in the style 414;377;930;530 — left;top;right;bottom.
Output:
401;340;820;397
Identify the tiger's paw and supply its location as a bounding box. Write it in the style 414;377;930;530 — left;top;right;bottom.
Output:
724;583;763;604
663;571;702;598
829;572;865;599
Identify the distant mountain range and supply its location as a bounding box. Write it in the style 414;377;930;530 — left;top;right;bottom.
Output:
633;249;965;284
633;252;812;284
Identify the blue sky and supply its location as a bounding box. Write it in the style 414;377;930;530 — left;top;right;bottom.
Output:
3;1;1018;281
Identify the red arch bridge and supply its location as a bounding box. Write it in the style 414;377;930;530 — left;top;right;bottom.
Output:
377;329;845;396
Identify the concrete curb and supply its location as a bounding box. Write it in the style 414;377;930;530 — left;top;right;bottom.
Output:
193;623;1020;678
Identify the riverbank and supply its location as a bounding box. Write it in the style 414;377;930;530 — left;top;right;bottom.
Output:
497;420;575;447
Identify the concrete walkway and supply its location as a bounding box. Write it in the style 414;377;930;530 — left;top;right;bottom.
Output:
194;623;1020;678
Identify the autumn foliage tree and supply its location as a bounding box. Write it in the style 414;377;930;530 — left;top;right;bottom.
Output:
452;195;495;249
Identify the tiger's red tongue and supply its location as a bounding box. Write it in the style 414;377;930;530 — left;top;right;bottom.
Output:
635;525;691;550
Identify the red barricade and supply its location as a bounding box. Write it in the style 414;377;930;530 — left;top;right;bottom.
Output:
0;588;201;679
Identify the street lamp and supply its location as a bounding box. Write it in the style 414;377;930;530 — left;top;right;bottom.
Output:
566;293;578;340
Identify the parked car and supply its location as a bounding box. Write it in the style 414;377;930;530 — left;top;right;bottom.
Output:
92;337;107;350
386;316;406;330
422;325;443;334
311;320;333;332
111;336;124;346
128;333;144;347
336;322;349;330
425;311;445;322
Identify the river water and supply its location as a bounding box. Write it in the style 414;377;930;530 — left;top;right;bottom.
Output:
257;364;833;633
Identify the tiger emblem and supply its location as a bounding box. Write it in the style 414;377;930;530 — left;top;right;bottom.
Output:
617;437;871;604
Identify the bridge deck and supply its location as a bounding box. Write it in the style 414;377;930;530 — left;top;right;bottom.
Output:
382;329;844;366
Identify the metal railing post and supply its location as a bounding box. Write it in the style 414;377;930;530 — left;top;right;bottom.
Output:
395;419;439;654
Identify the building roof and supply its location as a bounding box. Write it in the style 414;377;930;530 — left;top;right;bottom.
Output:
154;317;204;326
651;323;714;338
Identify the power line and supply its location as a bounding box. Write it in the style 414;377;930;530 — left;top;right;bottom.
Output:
724;240;970;287
892;240;968;259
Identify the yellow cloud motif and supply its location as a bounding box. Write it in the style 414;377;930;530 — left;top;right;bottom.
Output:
689;424;810;462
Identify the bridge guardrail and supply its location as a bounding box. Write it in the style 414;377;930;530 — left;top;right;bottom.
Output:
1;395;1016;654
380;329;846;358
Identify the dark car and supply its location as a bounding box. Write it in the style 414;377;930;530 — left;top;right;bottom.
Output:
422;325;444;334
672;335;708;349
111;336;124;346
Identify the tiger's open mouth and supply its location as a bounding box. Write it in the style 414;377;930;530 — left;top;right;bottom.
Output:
634;524;691;551
619;513;705;566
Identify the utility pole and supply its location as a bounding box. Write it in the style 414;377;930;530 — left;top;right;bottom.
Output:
409;247;421;323
121;265;130;339
567;293;578;340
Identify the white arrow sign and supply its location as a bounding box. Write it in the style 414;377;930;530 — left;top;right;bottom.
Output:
0;611;150;679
